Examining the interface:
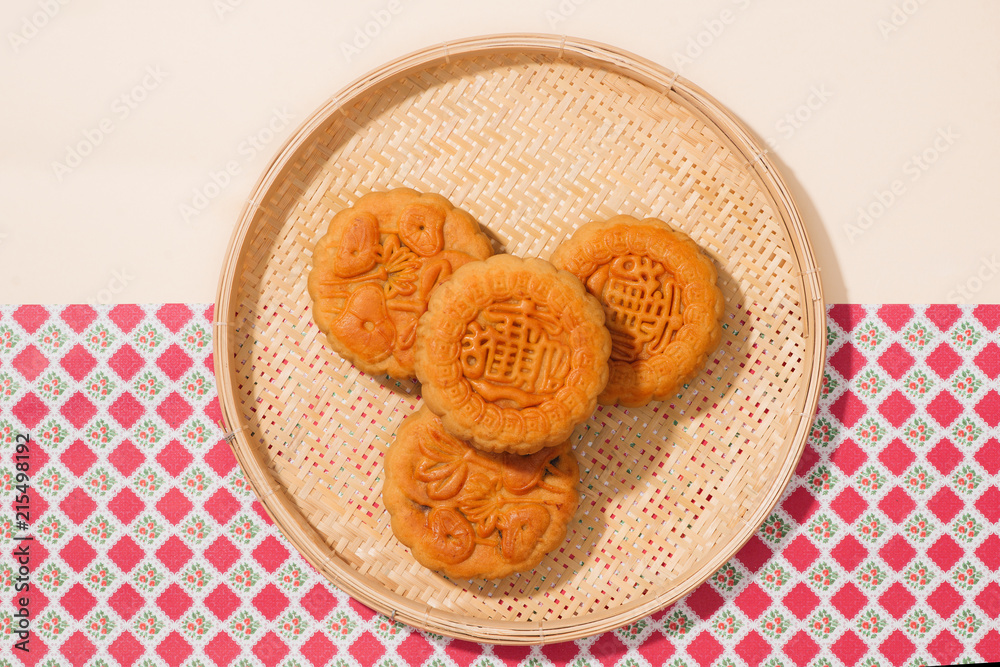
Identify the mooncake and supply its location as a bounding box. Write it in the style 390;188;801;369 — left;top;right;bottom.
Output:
382;406;579;579
414;254;611;455
551;215;724;406
308;189;493;379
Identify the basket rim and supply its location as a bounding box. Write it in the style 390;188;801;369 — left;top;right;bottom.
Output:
212;32;827;645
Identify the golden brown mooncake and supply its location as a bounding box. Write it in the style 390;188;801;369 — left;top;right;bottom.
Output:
551;215;725;407
308;189;494;379
414;254;611;455
382;406;579;580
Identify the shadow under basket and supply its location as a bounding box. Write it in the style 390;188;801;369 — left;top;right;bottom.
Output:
212;34;826;645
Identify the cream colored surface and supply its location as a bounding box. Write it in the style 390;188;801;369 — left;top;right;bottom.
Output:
1;0;997;304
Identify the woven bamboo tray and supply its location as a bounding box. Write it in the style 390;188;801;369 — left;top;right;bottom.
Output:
213;34;826;644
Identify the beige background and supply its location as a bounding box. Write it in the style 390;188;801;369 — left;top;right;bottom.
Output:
1;0;997;305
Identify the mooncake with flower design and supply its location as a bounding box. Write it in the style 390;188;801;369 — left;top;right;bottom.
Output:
383;406;579;579
308;189;494;379
551;215;724;407
414;254;611;455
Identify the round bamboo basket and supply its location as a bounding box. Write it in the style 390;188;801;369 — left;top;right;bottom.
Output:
213;34;826;644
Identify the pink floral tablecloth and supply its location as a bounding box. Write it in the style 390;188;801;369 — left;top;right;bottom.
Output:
2;304;999;667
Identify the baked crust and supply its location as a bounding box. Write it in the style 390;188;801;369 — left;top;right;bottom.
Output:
414;254;610;454
382;406;579;580
308;189;493;379
551;215;724;407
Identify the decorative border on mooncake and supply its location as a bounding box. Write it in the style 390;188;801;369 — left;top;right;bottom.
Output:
414;254;611;454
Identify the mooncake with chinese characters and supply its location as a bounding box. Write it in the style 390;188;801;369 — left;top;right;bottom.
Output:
551;215;724;407
414;254;610;454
